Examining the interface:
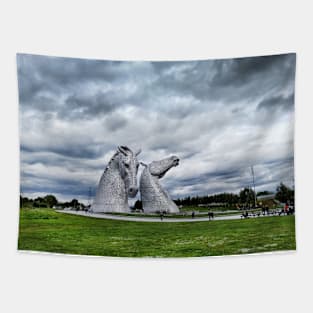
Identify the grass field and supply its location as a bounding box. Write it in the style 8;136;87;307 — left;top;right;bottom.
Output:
18;208;296;257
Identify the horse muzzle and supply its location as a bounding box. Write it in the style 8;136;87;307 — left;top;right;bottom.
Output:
173;157;180;167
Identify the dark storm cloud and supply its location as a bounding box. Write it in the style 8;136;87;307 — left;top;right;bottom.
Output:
208;54;295;103
18;53;296;202
63;92;118;119
39;144;106;159
177;169;243;187
258;93;294;112
149;54;295;106
17;54;138;119
21;142;108;159
22;176;92;198
211;54;290;87
17;54;123;94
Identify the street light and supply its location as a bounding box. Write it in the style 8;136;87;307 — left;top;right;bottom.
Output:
251;166;257;209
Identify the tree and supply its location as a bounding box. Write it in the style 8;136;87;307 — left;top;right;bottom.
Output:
239;188;256;206
257;191;272;196
70;199;79;207
34;197;47;208
275;183;294;203
44;194;58;208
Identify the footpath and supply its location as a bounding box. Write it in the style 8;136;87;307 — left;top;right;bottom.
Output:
56;210;275;223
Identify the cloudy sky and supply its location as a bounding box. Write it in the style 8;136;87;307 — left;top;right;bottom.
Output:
17;53;295;203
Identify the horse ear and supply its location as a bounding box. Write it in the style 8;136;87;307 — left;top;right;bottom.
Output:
118;146;128;156
135;148;141;156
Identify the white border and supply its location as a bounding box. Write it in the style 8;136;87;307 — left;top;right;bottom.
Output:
0;1;312;312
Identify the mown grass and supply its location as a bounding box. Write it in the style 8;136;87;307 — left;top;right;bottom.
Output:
18;208;296;257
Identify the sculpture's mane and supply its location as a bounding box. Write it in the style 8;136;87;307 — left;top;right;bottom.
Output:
103;151;120;174
149;163;171;179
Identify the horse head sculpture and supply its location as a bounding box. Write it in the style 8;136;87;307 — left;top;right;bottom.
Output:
117;145;141;197
148;156;180;178
140;155;180;213
92;146;141;213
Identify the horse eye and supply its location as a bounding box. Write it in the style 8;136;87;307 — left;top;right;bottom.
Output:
124;163;129;168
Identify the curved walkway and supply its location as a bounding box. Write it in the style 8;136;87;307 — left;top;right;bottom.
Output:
56;210;274;223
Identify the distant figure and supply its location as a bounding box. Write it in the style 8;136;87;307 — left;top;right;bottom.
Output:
160;212;164;221
284;203;289;214
265;206;269;215
208;212;214;220
191;211;195;219
241;211;249;218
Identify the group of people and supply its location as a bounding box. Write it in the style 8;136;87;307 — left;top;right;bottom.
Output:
159;210;214;220
157;204;295;221
191;211;214;220
241;203;295;219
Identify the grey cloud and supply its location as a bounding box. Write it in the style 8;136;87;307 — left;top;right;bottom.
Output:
258;93;294;112
151;54;295;99
63;92;118;119
104;114;128;132
17;54;123;90
21;142;108;160
22;176;94;198
211;54;293;87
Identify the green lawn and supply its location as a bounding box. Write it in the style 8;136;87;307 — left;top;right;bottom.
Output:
18;208;296;257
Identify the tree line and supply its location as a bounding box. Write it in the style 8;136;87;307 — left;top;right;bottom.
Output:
174;182;294;207
20;182;294;210
133;183;294;211
20;194;86;209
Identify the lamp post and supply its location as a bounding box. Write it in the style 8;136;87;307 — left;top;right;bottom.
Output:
251;166;257;209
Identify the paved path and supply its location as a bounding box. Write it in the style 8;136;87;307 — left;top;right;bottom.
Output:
56;210;273;223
